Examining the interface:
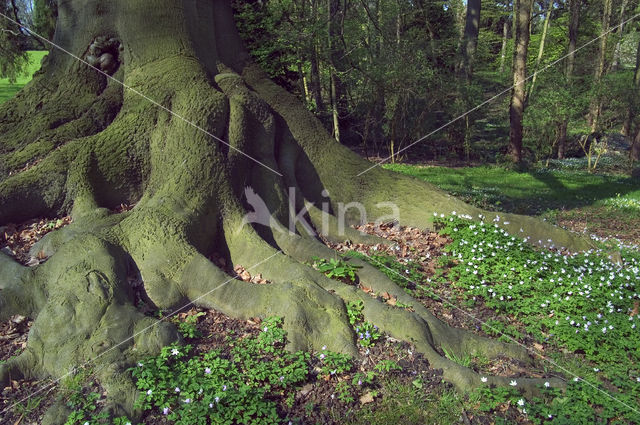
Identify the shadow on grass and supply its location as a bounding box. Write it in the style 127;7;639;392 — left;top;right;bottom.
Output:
0;85;24;104
384;163;640;216
523;170;639;214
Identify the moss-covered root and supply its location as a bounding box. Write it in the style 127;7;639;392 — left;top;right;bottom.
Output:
265;230;557;394
0;350;38;387
0;155;69;224
355;290;563;395
0;253;45;321
180;252;358;356
5;235;179;424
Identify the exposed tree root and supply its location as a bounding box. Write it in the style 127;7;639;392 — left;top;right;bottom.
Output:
0;43;584;425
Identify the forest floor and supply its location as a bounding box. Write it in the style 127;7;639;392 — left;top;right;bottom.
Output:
1;159;639;425
1;52;639;424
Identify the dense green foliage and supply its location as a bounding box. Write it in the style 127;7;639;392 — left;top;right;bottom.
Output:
435;213;640;423
228;0;640;163
131;317;310;425
0;50;46;103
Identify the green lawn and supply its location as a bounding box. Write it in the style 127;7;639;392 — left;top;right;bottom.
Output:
0;50;48;104
384;163;640;215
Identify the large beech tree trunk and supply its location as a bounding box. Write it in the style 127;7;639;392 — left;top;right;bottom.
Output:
0;1;591;423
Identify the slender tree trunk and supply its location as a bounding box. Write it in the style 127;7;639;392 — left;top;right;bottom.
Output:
557;0;582;159
566;0;581;77
612;0;629;70
310;45;325;113
508;0;533;163
527;0;552;99
628;37;640;159
589;0;612;133
310;0;325;114
631;131;640;161
327;0;349;143
499;19;510;74
458;0;481;82
396;0;402;45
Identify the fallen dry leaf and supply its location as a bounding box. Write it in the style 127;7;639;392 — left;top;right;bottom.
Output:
359;392;375;404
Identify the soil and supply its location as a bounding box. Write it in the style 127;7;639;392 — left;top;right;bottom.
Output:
0;216;72;265
0;205;612;424
554;206;640;247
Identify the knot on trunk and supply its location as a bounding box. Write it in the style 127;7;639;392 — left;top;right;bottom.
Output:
85;36;123;75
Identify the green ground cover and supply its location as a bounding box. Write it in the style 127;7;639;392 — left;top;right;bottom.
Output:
383;163;640;216
3;53;639;424
0;50;47;104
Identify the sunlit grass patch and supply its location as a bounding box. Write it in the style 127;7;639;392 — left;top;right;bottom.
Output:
0;50;47;104
384;163;640;216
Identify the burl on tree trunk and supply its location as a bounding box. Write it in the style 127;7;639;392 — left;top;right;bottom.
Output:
0;0;592;423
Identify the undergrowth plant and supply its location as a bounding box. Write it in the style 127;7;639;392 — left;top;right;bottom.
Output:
344;251;424;292
435;213;640;424
130;317;309;425
312;257;361;283
346;301;381;347
62;378;132;425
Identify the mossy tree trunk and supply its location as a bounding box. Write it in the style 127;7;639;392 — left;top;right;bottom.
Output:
0;1;593;423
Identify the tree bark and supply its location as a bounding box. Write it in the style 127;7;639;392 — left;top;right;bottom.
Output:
0;1;593;423
327;0;349;143
557;0;581;159
310;0;326;114
508;0;533;163
628;37;640;159
565;0;581;77
499;19;510;74
589;0;612;133
458;0;481;82
527;0;552;100
611;0;629;71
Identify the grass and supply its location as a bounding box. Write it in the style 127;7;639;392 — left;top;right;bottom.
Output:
383;163;640;216
345;380;466;425
0;50;47;104
384;161;640;246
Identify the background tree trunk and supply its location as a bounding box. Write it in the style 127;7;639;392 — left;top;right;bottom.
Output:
527;0;552;100
499;18;510;74
557;0;582;159
328;0;349;143
589;0;612;133
310;0;325;114
508;0;533;163
458;0;481;82
628;37;640;160
611;0;629;71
